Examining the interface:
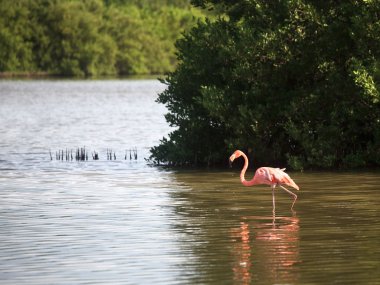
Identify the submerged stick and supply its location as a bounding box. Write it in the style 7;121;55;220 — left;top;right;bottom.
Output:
50;147;135;162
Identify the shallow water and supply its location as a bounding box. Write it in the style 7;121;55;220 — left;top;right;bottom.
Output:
172;171;380;284
0;80;379;284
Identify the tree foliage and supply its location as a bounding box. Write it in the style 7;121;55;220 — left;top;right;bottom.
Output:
0;0;202;76
150;0;380;169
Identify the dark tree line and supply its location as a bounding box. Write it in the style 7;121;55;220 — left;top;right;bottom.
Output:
150;0;380;169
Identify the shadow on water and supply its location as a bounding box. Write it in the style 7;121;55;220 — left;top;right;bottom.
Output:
169;170;380;285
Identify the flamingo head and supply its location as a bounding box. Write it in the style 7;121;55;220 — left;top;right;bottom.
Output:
229;150;244;167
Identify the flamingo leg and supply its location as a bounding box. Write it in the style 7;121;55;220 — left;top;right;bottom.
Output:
271;184;276;215
279;185;297;210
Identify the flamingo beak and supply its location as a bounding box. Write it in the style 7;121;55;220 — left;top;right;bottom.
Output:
229;154;235;168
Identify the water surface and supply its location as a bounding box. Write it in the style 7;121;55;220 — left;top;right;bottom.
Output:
0;80;379;284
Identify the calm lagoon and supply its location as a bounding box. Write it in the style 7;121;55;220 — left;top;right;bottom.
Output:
0;79;379;284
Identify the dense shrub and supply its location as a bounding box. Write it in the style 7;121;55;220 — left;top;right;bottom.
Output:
151;0;380;169
0;0;202;76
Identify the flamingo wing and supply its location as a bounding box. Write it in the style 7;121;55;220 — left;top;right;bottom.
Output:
272;168;300;190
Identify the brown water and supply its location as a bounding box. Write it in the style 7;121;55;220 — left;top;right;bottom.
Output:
0;80;379;284
172;171;380;284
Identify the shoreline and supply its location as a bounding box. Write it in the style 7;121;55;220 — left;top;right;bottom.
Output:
0;71;52;78
0;72;163;80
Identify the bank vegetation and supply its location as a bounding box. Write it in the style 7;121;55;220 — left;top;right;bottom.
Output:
0;0;203;76
150;0;380;170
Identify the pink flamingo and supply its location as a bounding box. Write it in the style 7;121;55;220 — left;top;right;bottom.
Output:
229;150;299;213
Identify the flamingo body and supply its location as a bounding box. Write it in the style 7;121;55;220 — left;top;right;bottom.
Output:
250;167;299;190
229;150;299;212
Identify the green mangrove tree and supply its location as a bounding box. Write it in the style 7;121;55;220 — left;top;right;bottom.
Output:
150;0;380;169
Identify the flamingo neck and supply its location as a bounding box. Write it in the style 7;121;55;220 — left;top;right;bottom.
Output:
240;152;255;186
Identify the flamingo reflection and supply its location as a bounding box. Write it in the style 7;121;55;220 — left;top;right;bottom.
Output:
231;215;300;284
